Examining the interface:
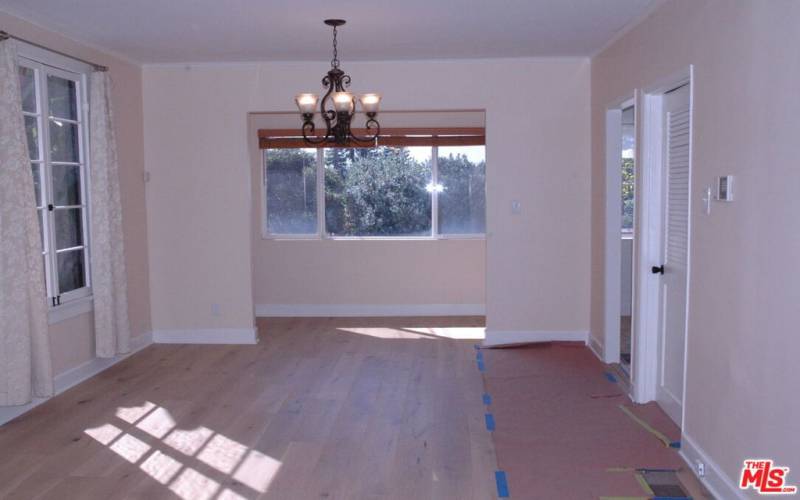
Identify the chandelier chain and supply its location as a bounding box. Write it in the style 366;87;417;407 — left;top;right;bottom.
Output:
331;25;339;69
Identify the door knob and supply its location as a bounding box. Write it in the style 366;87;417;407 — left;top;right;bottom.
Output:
651;265;665;275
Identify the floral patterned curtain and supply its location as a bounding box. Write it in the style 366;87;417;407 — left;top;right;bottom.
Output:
0;39;53;406
89;71;131;358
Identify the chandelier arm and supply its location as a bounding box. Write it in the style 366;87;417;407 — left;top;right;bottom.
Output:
301;120;331;145
348;117;381;145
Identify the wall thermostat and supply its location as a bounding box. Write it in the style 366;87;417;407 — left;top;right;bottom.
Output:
716;175;734;201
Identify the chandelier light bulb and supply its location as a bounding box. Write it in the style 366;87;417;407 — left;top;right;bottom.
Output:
332;92;354;113
359;93;381;114
295;93;318;114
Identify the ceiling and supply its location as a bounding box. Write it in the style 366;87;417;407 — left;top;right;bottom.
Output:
0;0;658;64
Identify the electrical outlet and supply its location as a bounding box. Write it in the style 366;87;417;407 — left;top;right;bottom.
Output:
511;200;522;215
211;303;221;316
696;461;705;477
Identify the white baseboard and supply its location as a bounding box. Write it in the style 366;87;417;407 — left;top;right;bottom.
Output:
483;329;588;347
679;431;746;500
588;334;604;362
152;328;258;345
0;332;153;426
255;303;486;318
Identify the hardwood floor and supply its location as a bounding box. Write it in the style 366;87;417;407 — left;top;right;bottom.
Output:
0;317;498;500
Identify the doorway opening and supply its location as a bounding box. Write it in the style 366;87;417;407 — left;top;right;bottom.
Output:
604;67;694;426
620;105;636;373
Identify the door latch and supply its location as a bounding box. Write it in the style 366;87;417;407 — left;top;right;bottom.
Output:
651;265;665;275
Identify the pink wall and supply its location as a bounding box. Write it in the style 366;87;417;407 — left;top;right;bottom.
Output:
0;12;151;374
143;58;590;337
591;0;800;493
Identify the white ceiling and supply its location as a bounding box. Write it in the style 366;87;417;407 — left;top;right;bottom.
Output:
0;0;658;64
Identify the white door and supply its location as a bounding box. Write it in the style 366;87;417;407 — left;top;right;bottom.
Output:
655;84;691;426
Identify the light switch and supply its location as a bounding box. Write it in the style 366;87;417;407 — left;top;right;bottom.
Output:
716;175;733;201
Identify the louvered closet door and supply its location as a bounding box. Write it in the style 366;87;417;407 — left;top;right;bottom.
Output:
657;84;691;426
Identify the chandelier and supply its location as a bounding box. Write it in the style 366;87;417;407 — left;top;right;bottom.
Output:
295;19;381;146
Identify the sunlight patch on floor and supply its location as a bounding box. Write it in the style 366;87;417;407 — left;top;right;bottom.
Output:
83;402;284;499
84;423;123;445
336;326;485;340
116;401;156;424
109;433;151;463
170;467;220;500
197;434;248;474
137;406;177;438
164;426;214;456
140;449;183;484
233;449;282;493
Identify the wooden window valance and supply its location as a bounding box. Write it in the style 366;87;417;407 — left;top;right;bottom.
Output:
258;127;485;149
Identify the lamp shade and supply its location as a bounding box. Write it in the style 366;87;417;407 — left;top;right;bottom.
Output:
359;93;381;114
295;93;318;114
332;92;354;113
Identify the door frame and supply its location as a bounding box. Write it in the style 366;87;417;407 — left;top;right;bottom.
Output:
632;66;694;426
602;95;636;367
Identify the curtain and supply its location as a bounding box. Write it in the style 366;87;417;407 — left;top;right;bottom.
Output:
0;40;53;406
89;71;131;358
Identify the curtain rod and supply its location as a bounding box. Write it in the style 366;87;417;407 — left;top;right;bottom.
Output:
0;30;108;71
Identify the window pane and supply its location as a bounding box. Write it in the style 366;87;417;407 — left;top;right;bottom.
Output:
24;115;40;160
265;148;317;234
19;67;37;113
55;208;83;249
31;164;43;207
325;147;432;237
47;76;78;120
57;249;85;293
621;107;635;233
49;120;79;162
52;165;82;206
437;146;486;234
37;209;45;251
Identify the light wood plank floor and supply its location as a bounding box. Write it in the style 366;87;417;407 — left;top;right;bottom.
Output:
0;317;498;500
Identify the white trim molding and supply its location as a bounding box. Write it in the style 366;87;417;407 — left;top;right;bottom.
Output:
152;328;258;345
0;332;153;426
483;330;588;347
588;334;604;362
680;432;746;500
255;303;486;318
48;295;94;325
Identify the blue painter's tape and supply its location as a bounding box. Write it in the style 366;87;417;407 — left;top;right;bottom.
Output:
670;441;681;449
495;470;510;498
474;344;481;350
476;351;484;361
482;393;492;406
604;371;618;383
477;359;485;372
485;413;496;431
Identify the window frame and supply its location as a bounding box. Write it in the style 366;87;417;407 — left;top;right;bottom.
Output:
17;43;94;313
261;144;487;240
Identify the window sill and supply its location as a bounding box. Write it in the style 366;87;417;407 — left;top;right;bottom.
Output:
48;295;93;325
262;234;487;242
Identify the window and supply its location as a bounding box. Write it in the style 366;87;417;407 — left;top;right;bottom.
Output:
621;106;635;235
437;146;486;234
264;148;317;235
19;58;91;306
324;147;432;237
261;130;486;239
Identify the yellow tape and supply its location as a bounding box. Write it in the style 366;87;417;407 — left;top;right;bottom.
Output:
618;404;673;447
634;471;655;495
605;467;636;473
